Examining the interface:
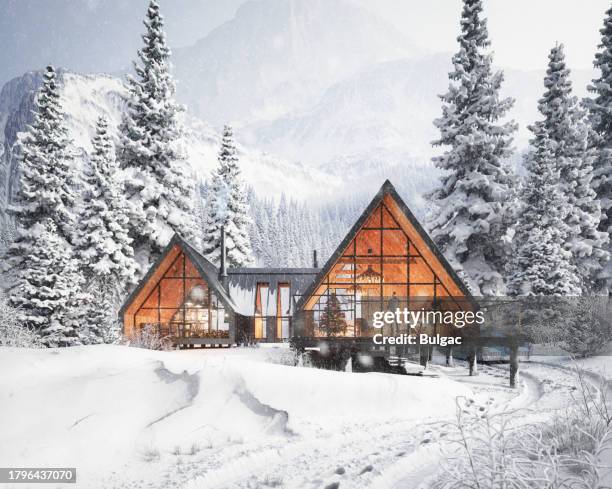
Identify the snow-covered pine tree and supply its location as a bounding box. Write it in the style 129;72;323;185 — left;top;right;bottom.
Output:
74;117;138;343
10;219;85;347
76;117;138;288
193;180;209;245
276;193;290;267
536;44;609;292
246;187;266;266
0;219;15;256
3;65;76;278
561;296;612;357
261;197;277;266
586;6;612;287
427;0;517;296
507;125;581;296
202;125;253;267
118;0;198;268
81;279;121;344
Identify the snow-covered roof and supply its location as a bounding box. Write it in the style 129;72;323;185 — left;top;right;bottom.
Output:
227;268;319;316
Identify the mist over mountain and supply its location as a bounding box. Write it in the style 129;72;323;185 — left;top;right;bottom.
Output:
172;0;423;126
246;53;594;166
0;0;600;228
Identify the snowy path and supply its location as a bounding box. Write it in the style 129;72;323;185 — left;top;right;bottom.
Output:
363;362;595;489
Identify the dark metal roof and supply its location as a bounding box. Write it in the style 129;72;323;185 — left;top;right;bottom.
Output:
294;179;477;311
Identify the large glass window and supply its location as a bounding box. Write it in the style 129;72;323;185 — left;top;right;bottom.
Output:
254;283;269;339
303;202;463;337
133;251;230;339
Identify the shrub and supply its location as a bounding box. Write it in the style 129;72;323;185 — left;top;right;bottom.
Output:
434;399;568;489
189;443;200;455
142;447;160;463
0;292;42;348
266;347;304;366
434;366;612;488
542;366;612;471
124;324;173;351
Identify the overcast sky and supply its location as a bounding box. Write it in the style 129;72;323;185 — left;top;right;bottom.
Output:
364;0;611;71
0;0;609;86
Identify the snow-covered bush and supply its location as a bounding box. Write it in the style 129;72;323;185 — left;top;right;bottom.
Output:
142;447;160;463
124;324;173;351
434;398;568;488
265;347;313;367
0;292;42;348
543;366;612;467
0;220;15;255
435;368;612;488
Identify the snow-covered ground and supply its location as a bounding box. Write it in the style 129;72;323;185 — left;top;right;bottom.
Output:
0;345;603;488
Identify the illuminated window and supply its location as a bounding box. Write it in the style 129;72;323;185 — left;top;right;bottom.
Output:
132;248;230;339
304;201;463;338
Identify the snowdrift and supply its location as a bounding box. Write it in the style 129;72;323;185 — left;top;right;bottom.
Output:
0;345;471;487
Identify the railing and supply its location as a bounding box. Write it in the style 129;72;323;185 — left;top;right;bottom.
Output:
139;323;230;340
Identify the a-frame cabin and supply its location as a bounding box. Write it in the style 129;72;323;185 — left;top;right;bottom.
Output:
292;179;475;340
119;180;475;347
120;235;238;345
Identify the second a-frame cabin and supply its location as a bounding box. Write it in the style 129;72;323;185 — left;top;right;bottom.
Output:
119;180;475;346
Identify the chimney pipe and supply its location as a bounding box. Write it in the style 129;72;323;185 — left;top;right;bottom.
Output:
313;250;318;268
220;226;228;289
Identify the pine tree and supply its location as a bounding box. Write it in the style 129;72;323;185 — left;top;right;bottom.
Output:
586;5;612;287
508;125;581;296
74;117;138;343
562;297;612;357
81;279;121;344
320;293;346;337
10;220;84;347
76;117;138;288
202;125;253;267
246;187;266;266
118;0;197;268
193;180;209;245
536;45;609;292
427;0;517;296
276;194;290;267
4;65;76;277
